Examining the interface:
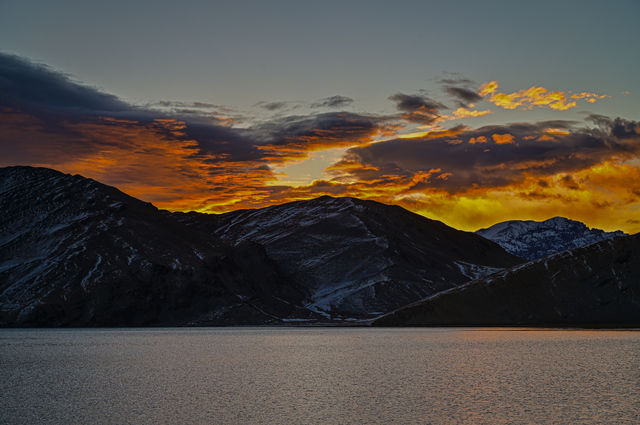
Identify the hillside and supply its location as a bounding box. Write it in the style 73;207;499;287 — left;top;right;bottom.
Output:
375;234;640;327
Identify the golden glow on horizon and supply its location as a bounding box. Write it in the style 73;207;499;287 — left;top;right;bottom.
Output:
397;131;432;139
392;161;640;234
2;91;638;235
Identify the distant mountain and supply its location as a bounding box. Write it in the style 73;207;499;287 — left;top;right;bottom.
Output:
175;196;523;319
476;217;626;260
374;233;640;327
0;166;313;326
0;166;522;326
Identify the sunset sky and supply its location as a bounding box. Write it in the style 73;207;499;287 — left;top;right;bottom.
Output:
1;0;639;233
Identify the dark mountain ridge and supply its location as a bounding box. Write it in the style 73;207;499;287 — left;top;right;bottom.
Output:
0;166;311;326
375;233;640;327
174;195;522;319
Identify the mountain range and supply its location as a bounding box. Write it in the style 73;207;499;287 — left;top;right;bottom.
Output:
0;166;520;326
1;166;637;327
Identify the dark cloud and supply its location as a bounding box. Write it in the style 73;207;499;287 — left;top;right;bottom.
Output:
0;53;389;173
0;52;133;116
311;95;354;109
258;101;289;111
438;75;483;108
252;112;385;158
443;86;483;108
149;100;218;109
331;118;640;194
586;113;614;128
389;93;446;113
439;77;475;85
192;102;217;109
388;93;447;124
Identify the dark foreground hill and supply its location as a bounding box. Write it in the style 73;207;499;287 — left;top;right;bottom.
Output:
375;234;640;327
0;166;522;326
0;166;311;326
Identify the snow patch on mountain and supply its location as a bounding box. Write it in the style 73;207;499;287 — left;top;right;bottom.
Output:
454;261;502;280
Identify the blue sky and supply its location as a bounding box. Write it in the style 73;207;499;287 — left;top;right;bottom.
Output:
2;0;638;122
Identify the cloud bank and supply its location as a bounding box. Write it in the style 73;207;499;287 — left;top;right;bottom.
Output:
1;53;638;232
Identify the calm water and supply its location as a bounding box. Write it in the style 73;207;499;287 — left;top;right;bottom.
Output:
1;328;639;424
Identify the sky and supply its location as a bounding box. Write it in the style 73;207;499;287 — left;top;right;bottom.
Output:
1;0;639;232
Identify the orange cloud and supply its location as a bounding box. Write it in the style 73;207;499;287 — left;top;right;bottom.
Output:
492;133;514;144
570;92;609;103
469;136;487;144
450;106;491;119
544;128;570;135
5;108;640;234
479;81;606;111
479;81;499;96
397;126;469;140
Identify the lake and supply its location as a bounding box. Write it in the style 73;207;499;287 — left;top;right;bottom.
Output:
1;328;639;424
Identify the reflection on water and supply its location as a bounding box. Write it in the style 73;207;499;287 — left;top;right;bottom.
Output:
1;328;639;424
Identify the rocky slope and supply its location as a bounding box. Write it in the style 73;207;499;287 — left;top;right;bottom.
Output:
374;234;640;327
476;217;626;260
0;166;312;326
175;197;523;319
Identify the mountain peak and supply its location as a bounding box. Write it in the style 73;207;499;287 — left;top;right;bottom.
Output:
476;217;626;260
179;190;522;319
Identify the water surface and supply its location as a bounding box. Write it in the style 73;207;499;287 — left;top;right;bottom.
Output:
1;328;639;424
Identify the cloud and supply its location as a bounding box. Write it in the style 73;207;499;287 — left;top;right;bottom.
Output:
439;77;475;86
328;117;640;194
311;95;354;108
570;92;608;103
478;81;499;96
437;78;489;117
492;133;514;144
257;101;290;111
149;100;219;109
146;101;244;126
388;93;447;125
478;81;608;111
252;112;386;161
0;53;392;211
449;107;491;120
443;86;483;108
0;52;133;116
